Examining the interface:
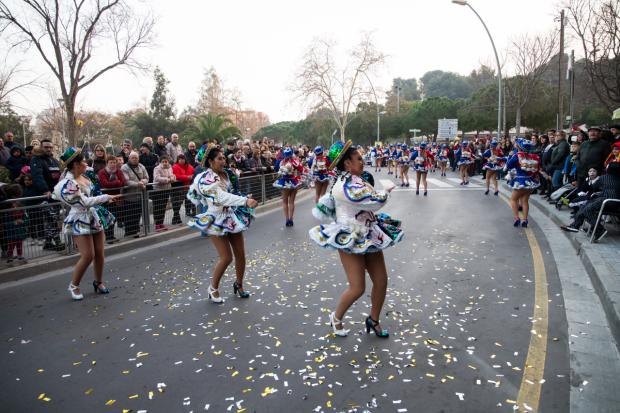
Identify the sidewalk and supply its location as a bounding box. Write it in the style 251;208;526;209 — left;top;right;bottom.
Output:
527;191;620;351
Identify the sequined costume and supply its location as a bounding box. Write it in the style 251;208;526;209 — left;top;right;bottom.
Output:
273;157;306;189
482;148;506;171
456;145;474;166
309;173;403;254
52;171;115;236
505;151;541;190
187;168;253;236
310;154;333;182
411;149;434;172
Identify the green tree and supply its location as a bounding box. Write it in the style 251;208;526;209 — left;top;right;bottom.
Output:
421;70;473;99
185;113;240;145
407;97;464;135
150;67;175;119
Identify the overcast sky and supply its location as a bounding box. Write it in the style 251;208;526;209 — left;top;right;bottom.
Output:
7;0;565;123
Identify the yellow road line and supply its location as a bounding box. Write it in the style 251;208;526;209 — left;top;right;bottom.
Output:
516;228;548;412
499;194;549;412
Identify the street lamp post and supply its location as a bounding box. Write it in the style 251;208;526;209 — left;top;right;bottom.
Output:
452;0;502;140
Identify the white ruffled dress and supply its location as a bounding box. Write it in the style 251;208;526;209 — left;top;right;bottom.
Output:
52;172;113;236
186;169;252;236
309;173;403;254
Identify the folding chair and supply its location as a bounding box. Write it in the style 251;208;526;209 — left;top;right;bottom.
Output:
589;198;620;243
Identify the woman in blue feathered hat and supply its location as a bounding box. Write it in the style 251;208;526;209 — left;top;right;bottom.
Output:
504;138;541;227
273;146;307;226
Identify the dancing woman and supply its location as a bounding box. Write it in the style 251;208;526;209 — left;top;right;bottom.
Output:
504;138;541;228
411;142;434;196
309;146;333;204
482;140;506;196
273;147;305;226
372;145;383;173
53;147;119;300
456;141;474;185
398;144;411;187
436;144;449;177
187;144;259;303
309;140;403;338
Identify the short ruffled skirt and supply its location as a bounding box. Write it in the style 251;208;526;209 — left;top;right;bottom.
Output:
509;176;540;190
308;216;403;254
273;176;303;189
312;172;331;182
187;207;252;236
413;164;429;172
437;157;449;162
457;159;473;166
483;162;503;171
63;206;115;236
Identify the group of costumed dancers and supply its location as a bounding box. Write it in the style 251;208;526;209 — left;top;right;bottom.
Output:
54;136;538;338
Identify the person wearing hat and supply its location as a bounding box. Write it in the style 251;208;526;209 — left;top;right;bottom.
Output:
52;147;121;300
436;144;450;177
482;140;507;196
561;162;620;241
504;138;541;228
186;144;258;303
309;140;403;338
309;146;333;204
604;142;620;168
575;126;612;189
455;141;474;185
610;124;620;143
397;144;411;187
273;147;306;227
411;142;434;195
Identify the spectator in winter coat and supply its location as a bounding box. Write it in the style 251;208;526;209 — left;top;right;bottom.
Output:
172;154;195;219
98;155;126;244
550;131;570;190
152;155;176;231
118;139;133;164
576;127;612;187
139;143;159;182
3;131;20;151
92;144;107;174
153;135;167;158
6;146;27;181
120;152;149;238
0;139;10;165
185;141;198;167
165;133;183;163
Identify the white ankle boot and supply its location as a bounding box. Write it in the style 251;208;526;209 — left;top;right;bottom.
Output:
329;312;349;337
207;285;223;303
68;283;83;301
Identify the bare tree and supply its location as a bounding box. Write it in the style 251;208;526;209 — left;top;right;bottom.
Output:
293;33;385;141
505;31;558;133
565;0;620;112
0;54;37;112
0;0;155;146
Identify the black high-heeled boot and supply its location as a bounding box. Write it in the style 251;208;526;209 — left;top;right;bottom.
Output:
365;316;389;338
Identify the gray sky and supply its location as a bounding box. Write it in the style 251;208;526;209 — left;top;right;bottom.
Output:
7;0;563;123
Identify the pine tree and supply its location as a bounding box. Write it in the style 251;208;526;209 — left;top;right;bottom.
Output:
150;67;175;119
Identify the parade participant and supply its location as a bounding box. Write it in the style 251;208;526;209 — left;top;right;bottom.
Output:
309;146;333;204
309;140;402;338
456;140;474;185
187;144;259;303
398;144;411;187
372;144;382;172
482;140;506;196
411;142;434;196
392;144;400;179
430;143;437;173
504;138;541;228
273;147;306;226
436;144;449;177
53;147;119;300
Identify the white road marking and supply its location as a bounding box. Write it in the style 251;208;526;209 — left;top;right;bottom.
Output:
426;178;453;188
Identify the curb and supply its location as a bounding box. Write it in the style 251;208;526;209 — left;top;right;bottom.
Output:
527;194;620;352
0;190;312;284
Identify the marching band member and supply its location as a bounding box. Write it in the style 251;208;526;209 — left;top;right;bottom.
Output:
482;140;506;196
309;140;403;338
310;145;333;204
504;138;541;228
411;142;434;196
187;144;259;303
456;141;474;185
273;147;306;226
436;144;450;177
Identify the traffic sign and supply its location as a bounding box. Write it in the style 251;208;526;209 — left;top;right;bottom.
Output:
438;119;458;139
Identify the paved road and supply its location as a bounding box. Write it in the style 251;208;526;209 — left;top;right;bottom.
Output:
0;170;571;412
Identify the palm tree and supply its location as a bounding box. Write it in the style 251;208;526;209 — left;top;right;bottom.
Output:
186;113;241;144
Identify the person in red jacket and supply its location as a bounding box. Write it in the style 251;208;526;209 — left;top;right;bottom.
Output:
172;153;195;221
98;155;126;244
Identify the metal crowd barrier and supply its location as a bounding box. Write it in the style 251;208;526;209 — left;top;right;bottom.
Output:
0;172;284;268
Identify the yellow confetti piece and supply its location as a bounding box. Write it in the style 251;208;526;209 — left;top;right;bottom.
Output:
37;393;46;400
242;388;252;393
128;394;139;399
148;391;154;400
84;388;93;395
275;340;281;347
327;400;332;407
213;350;222;355
261;387;276;397
37;369;44;373
467;364;478;370
506;399;517;404
136;352;149;358
388;375;395;380
91;360;96;366
237;409;247;413
122;370;130;374
105;399;116;406
231;371;239;377
426;373;436;378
